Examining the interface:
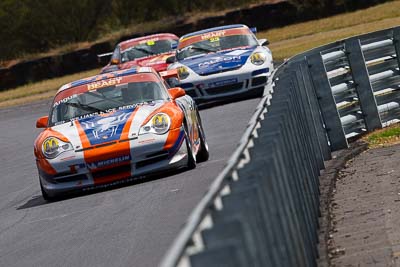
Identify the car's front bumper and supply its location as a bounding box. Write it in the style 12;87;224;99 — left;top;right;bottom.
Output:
177;65;272;104
38;131;189;197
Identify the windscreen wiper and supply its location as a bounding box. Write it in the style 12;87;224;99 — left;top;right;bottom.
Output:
65;101;105;113
189;45;217;53
133;47;155;55
86;91;125;106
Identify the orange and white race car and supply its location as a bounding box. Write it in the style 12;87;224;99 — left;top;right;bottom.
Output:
34;67;209;200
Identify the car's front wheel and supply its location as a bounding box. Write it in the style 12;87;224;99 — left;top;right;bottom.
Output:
184;123;196;170
196;112;209;163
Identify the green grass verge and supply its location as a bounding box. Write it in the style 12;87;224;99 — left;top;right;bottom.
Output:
366;124;400;147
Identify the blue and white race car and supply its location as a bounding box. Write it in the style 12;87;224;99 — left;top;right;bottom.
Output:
167;24;273;104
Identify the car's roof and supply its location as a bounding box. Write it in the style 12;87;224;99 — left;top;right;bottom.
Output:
180;24;248;39
119;33;178;48
57;67;157;94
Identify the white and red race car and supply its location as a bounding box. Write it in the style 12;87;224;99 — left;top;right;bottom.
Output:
34;67;209;200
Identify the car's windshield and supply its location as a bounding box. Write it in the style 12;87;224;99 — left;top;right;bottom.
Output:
121;39;177;62
177;34;258;60
50;81;169;126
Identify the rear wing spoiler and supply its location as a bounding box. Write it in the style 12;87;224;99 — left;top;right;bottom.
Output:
97;52;113;65
160;69;179;80
97;52;113;58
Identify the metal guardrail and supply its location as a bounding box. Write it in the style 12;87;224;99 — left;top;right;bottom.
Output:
160;26;400;267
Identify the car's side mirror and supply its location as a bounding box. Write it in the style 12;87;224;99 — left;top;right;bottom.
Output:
110;58;120;65
169;87;186;100
36;116;49;128
259;38;270;46
171;42;178;50
166;56;176;64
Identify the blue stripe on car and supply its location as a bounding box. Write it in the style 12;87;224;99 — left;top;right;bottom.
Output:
168;130;185;158
180;48;255;76
79;108;135;146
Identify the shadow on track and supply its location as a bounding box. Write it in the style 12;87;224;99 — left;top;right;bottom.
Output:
16;168;187;210
196;87;264;110
17;195;50;209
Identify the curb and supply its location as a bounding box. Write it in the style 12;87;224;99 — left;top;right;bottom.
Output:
317;141;369;267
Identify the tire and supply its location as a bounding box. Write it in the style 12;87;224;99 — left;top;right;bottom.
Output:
196;112;209;162
184;123;196;170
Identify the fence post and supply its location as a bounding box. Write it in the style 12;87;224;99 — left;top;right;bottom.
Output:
345;38;382;131
307;53;348;151
299;61;331;164
392;27;400;78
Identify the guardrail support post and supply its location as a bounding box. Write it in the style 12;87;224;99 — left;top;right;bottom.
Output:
392;27;400;77
307;54;348;151
299;61;331;164
345;38;382;131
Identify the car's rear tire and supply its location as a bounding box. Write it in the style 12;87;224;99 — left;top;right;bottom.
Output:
196;114;209;163
184;123;196;170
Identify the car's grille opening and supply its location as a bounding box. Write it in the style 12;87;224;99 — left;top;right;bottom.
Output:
185;89;198;98
252;68;269;76
91;164;131;179
244;79;250;88
136;154;169;169
251;76;267;87
146;151;169;158
198;66;241;76
54;174;88;183
205;82;243;95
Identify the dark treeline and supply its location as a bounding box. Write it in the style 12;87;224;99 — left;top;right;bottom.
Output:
0;0;392;61
0;0;261;61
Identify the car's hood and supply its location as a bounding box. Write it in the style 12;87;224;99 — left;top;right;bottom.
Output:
179;47;256;75
50;101;167;149
119;52;174;72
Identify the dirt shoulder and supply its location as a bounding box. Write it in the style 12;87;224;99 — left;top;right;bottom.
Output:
320;143;400;266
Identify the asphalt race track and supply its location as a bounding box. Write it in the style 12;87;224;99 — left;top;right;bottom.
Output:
0;97;260;267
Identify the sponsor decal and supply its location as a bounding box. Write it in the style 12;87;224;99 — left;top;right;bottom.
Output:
198;56;242;69
138;138;156;144
118;104;136;110
60;105;135;125
209;37;220;43
43;138;59;152
82;175;147;191
139;38;159;45
201;31;226;40
208;78;238;88
60;156;76;161
87;77;123;91
53;94;77;107
87;155;131;169
80;108;134;145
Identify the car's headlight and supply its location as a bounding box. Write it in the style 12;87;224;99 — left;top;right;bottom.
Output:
250;52;266;65
177;66;190;80
42;137;73;159
139;113;171;135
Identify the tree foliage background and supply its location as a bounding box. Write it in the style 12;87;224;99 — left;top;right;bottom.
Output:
0;0;390;61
